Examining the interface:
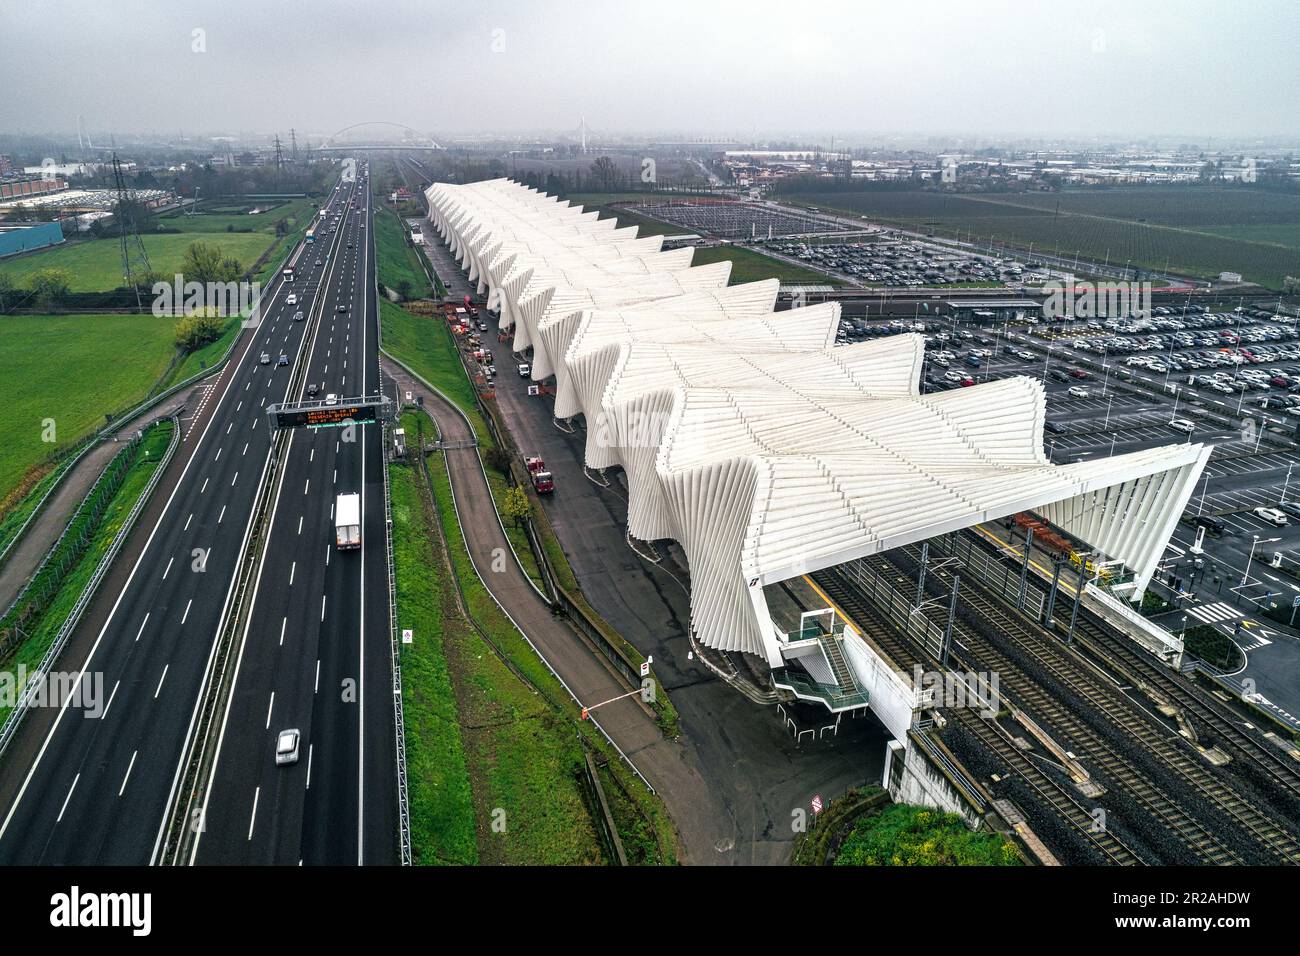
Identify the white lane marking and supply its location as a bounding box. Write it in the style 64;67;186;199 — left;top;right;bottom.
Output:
57;773;80;823
304;479;310;495
163;557;174;579
100;680;120;720
247;787;260;841
236;400;242;412
305;745;313;790
321;594;326;621
289;562;296;586
134;613;149;642
118;750;138;796
314;659;320;694
243;442;249;457
182;599;192;624
154;664;169;699
200;478;209;495
333;469;337;485
280;617;287;646
265;692;275;729
298;515;303;535
227;422;233;435
184;513;193;531
218;505;226;525
214;447;222;462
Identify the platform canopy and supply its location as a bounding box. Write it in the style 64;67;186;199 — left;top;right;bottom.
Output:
427;179;1211;667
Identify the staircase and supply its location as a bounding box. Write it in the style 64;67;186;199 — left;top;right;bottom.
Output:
821;634;860;697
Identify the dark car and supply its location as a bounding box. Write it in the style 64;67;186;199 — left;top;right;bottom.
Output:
1044;420;1065;434
306;383;320;397
1279;501;1300;520
1192;514;1226;536
277;354;289;367
1067;368;1089;379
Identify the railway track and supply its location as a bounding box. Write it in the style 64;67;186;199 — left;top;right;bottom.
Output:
798;574;1149;865
878;544;1300;864
957;528;1300;808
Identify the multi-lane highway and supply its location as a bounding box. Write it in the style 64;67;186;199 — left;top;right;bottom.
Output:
0;161;395;865
192;168;394;864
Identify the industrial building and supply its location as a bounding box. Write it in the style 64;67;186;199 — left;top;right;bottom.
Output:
427;178;1210;715
0;221;64;258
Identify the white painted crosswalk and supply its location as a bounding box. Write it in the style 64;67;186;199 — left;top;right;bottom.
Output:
1186;601;1240;624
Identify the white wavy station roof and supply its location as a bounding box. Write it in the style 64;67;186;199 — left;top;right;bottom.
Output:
427;179;1212;668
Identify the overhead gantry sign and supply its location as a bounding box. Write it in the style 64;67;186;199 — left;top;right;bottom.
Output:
266;394;391;430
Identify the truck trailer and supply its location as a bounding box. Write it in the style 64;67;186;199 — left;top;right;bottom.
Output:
335;493;361;549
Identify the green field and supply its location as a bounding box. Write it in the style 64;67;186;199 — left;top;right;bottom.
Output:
157;197;316;235
783;187;1300;289
379;301;485;438
0;232;273;292
0;313;178;507
690;244;843;286
375;207;433;298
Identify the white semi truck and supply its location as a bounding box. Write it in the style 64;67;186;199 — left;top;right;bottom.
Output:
334;493;361;549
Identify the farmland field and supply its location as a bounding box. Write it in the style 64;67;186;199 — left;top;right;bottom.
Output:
783;187;1300;288
0;231;273;292
0;313;178;505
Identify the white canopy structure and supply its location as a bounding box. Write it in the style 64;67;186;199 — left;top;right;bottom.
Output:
427;179;1212;671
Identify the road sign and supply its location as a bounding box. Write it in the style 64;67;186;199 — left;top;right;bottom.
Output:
527;385;540;396
811;794;823;815
1291;595;1299;608
268;395;390;429
402;628;413;644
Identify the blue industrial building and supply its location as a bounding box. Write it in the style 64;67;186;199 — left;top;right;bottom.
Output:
0;221;65;258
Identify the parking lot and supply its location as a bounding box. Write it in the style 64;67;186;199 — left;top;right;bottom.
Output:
765;237;1040;287
622;199;852;240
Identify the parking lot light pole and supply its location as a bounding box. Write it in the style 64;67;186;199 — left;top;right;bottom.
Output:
1109;433;1117;457
1284;463;1293;501
1103;394;1114;430
1243;534;1270;587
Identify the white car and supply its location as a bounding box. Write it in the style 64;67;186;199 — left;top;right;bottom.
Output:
324;393;338;406
1068;386;1089;398
1253;507;1289;527
1167;419;1196;433
517;363;531;377
275;729;301;766
285;293;298;306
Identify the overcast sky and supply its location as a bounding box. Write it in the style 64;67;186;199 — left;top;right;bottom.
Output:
3;0;1297;144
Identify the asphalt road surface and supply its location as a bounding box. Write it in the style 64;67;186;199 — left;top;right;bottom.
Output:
0;169;386;865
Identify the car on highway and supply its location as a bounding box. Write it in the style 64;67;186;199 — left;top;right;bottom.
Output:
1167;418;1196;433
285;293;297;306
1253;506;1289;527
324;393;338;406
275;729;301;766
315;258;323;267
277;354;289;367
337;303;349;312
293;310;304;322
259;352;270;365
307;383;319;397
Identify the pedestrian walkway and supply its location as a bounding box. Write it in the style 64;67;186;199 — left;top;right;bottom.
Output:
1186;601;1241;625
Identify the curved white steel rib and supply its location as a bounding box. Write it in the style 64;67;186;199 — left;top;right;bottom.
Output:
428;179;1211;667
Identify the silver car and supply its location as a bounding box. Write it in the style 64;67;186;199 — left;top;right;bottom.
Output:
275;729;301;766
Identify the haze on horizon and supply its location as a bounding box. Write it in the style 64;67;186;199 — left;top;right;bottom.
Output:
2;0;1297;144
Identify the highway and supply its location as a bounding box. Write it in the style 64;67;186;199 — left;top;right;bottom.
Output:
191;164;395;864
0;165;389;864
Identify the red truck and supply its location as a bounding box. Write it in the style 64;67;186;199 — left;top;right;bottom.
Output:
524;456;554;494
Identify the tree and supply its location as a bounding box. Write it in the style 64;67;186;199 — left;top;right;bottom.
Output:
0;272;15;312
173;313;224;352
396;278;413;301
502;485;532;528
590;156;619;191
27;267;73;307
180;241;242;283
